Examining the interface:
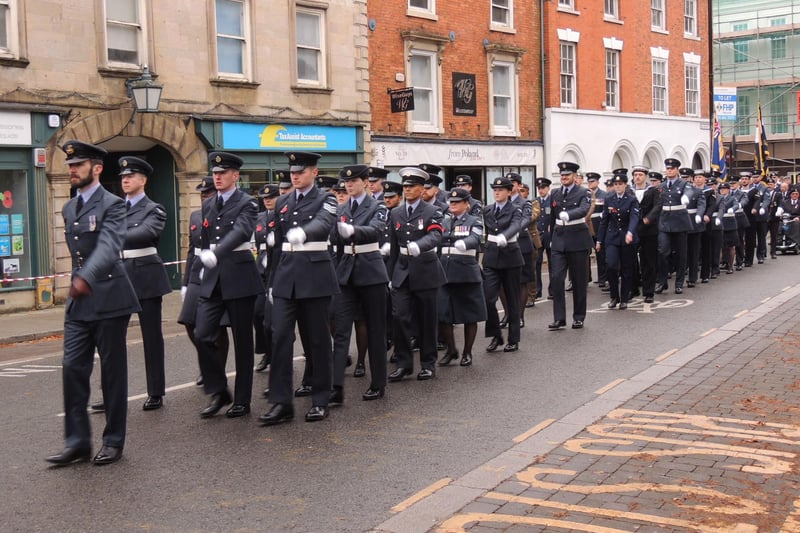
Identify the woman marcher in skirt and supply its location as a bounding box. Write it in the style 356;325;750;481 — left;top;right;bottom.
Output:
715;181;740;275
437;188;487;367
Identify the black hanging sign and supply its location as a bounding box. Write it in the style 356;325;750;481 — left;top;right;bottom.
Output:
452;72;476;116
388;87;415;113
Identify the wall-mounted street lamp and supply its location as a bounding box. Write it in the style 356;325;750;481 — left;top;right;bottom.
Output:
125;65;162;112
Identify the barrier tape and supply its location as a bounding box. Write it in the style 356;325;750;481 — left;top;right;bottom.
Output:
1;259;186;284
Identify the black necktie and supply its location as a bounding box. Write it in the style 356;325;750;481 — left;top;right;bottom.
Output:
216;195;224;211
407;205;413;217
351;200;359;213
76;195;84;213
495;206;501;217
668;181;673;190
297;193;305;203
125;200;131;211
562;187;567;197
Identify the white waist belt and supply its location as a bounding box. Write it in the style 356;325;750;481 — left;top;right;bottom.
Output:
723;213;736;218
441;247;477;256
121;247;157;259
398;246;437;256
591;213;602;218
343;242;380;255
555;219;587;226
735;209;745;214
194;247;201;255
487;234;518;243
662;205;687;211
281;241;329;252
687;208;698;214
258;243;267;251
209;242;252;252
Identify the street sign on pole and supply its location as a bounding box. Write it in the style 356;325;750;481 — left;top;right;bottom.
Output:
713;87;737;120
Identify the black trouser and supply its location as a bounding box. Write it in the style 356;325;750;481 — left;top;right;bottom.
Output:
254;290;269;356
768;218;780;256
755;221;768;260
333;283;387;390
637;233;658;297
744;223;757;264
605;243;635;302
269;295;332;407
700;228;713;280
196;291;256;407
550;249;589;323
594;239;607;283
392;285;438;372
63;315;131;450
735;227;746;265
686;232;702;284
535;246;551;297
658;231;687;288
137;296;165;397
711;229;723;275
483;265;521;343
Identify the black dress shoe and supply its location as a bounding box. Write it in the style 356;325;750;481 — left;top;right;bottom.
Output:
388;352;397;363
142;396;163;411
486;336;504;352
259;403;295;426
498;316;508;328
89;401;105;413
771;255;778;259
195;375;204;387
686;281;695;288
758;259;764;264
329;387;344;406
92;445;122;466
735;265;743;271
710;273;718;279
674;287;683;294
608;298;619;309
226;404;250;418
255;354;270;372
571;320;584;329
262;387;270;399
294;384;312;397
619;301;628;310
597;282;607;289
353;362;366;377
409;337;419;351
655;284;666;294
701;278;709;283
600;285;610;292
417;368;435;380
644;295;654;303
525;300;536;308
566;282;573;291
305;405;329;422
200;391;232;418
346;355;353;367
388;367;412;382
46;447;91;466
438;351;459;366
459;353;473;367
436;342;446;351
548;320;566;330
630;288;641;297
726;268;734;274
362;387;385;401
503;343;519;352
519;318;525;329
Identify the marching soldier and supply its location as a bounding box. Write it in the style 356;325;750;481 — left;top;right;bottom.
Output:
260;151;339;425
483;176;524;351
751;173;770;263
508;173;534;328
254;183;280;372
47;141;140;467
453;174;484;217
368;166;389;201
118;156;172;411
656;158;692;294
437;188;486;367
381;180;403;355
277;169;293;196
548;162;593;330
716;181;740;274
681;168;707;288
596;169;640;310
760;175;783;259
330;165;389;404
697;171;718;283
419;163;448;206
631;168;661;303
585;173;607;289
387;167;446;382
729;176;749;270
534;177;553;300
195;152;261;419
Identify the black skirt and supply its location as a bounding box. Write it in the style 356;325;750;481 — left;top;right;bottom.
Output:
437;281;487;324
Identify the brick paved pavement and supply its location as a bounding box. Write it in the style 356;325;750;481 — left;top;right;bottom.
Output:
378;285;800;533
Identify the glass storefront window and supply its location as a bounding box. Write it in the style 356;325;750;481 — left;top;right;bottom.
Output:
0;170;32;289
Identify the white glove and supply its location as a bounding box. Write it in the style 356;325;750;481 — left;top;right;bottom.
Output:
266;231;275;248
559;211;569;222
695;215;702;224
495;234;508;248
407;241;421;257
380;242;391;256
287;227;306;245
268;288;273;304
199;267;204;281
388;281;393;290
454;239;467;252
200;249;217;268
727;207;734;214
681;194;690;206
261;254;268;269
759;208;766;216
180;286;187;302
777;207;785;216
337;222;355;238
715;218;721;226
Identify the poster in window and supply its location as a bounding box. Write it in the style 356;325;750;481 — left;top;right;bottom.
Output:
11;214;23;234
0;236;10;257
453;72;477;116
12;235;23;255
3;258;19;274
0;171;31;286
0;215;8;234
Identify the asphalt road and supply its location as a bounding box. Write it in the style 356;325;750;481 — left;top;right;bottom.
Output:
2;256;797;532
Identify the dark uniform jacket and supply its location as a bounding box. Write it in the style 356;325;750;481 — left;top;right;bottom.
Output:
635;186;661;237
438;212;483;284
468;197;483;217
536;194;552;249
589;189;606;237
747;186;765;223
182;210;203;287
482;201;524;269
783;196;800;218
717;194;740;231
254;209;276;286
703;188;718;224
331;195;389;287
122;196;171;299
388;201;446;291
548;185;594;252
757;187;780;221
270;186;339;299
196;188;261;300
597;192;640;246
62;186;140;320
528;198;543;249
685;184;708;234
511;194;534;255
658;178;693;233
731;188;751;229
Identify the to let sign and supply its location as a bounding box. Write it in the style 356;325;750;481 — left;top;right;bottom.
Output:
713;87;737;120
453;73;476;116
389;88;415;113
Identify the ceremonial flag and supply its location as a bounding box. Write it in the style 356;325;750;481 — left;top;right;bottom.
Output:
710;115;727;180
756;103;770;177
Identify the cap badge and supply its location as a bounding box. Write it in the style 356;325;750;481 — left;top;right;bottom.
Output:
451;191;457;197
215;155;222;163
346;170;352;177
495;179;501;185
290;154;296;161
66;145;74;155
122;160;128;167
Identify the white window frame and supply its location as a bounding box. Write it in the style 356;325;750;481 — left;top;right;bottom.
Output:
652;58;668;115
0;0;20;59
684;0;697;37
559;41;576;108
651;0;665;31
489;59;518;136
407;48;441;134
102;0;148;70
295;5;327;87
605;49;619;111
490;0;513;31
604;0;619;20
408;0;436;19
684;63;699;117
214;0;252;80
558;0;574;9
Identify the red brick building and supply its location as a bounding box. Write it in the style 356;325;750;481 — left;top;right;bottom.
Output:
541;0;710;179
367;0;543;202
